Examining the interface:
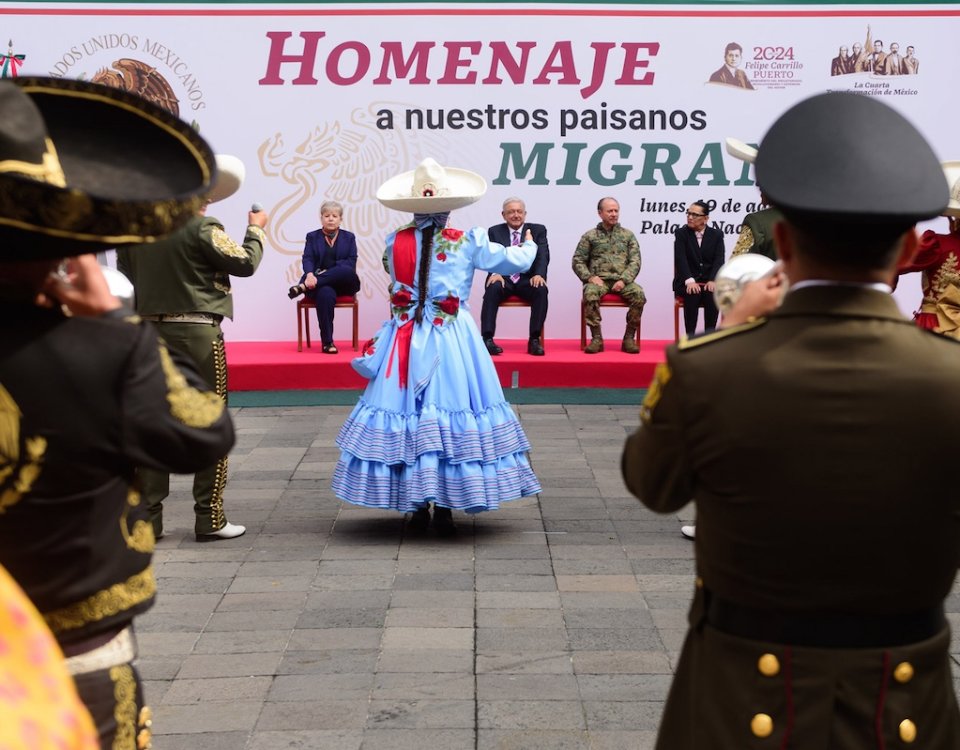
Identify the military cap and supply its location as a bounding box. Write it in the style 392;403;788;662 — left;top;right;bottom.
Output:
755;92;947;225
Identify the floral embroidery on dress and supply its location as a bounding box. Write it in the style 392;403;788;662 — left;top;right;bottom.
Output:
435;228;465;261
432;293;460;326
932;254;960;300
390;286;415;321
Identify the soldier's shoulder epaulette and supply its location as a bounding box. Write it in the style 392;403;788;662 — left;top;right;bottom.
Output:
677;317;767;351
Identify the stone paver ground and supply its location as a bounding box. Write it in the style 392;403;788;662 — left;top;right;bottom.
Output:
141;404;960;749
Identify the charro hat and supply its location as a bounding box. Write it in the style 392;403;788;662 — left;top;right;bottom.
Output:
376;157;486;213
0;76;215;261
942;161;960;218
755;92;947;224
724;137;758;164
207;154;245;204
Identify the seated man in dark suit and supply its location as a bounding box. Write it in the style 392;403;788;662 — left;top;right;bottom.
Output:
297;200;362;354
480;197;549;356
673;200;725;337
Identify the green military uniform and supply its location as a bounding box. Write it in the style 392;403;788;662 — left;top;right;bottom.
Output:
572;222;646;348
731;206;782;259
117;214;264;535
622;285;960;749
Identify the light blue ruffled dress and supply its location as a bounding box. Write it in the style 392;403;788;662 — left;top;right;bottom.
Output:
332;221;542;513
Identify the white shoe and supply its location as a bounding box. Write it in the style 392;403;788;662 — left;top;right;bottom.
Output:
680;525;696;540
196;522;246;542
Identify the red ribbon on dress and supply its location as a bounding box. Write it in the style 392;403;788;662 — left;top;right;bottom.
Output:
385;227;417;389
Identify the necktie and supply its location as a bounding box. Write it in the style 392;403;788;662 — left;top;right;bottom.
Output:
510;230;521;282
696;231;704;246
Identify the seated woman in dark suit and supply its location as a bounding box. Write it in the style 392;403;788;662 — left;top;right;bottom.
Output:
673;200;725;337
299;200;362;353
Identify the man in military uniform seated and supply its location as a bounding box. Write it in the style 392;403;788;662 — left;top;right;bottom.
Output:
572;197;645;354
0;76;235;749
622;92;960;748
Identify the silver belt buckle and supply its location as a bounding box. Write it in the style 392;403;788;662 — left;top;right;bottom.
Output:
145;313;216;324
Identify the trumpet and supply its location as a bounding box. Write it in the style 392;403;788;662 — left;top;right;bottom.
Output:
55;262;136;308
102;267;135;307
713;254;782;314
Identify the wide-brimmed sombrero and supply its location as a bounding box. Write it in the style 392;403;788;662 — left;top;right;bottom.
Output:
942;161;960;218
725;137;758;164
376;157;486;213
207;154;245;204
0;76;216;261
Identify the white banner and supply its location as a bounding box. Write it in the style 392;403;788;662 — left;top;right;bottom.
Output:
5;3;958;341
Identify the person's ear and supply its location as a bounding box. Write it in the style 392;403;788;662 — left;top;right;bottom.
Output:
894;228;919;269
772;219;793;265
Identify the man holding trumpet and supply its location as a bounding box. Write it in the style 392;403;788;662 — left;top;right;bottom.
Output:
623;92;960;748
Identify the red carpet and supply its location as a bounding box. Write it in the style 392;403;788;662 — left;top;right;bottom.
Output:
226;339;669;391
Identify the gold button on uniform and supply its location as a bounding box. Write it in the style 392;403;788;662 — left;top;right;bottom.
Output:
695;576;704;589
899;719;917;743
893;661;914;684
757;653;780;677
751;713;774;738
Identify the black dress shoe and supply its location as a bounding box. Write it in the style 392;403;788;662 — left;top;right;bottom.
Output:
483;337;503;355
432;506;456;537
527;338;545;356
408;506;430;532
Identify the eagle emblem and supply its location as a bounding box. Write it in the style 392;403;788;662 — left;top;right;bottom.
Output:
91;58;179;116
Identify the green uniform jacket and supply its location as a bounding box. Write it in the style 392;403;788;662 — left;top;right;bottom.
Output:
622;285;960;749
572;223;640;284
742;207;782;260
117;214;264;320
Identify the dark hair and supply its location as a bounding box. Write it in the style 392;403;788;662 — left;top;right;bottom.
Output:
692;200;711;216
782;211;910;270
724;42;743;54
414;230;434;324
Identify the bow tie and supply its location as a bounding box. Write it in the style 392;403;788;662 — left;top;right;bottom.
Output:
413;212;450;231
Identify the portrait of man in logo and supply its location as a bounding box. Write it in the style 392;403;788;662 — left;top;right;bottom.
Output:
903;45;919;74
708;42;754;90
832;26;919;77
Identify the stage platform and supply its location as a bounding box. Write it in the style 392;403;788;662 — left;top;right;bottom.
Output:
226;338;669;391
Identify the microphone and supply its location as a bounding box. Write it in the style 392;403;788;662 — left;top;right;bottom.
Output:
251;202;263;213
